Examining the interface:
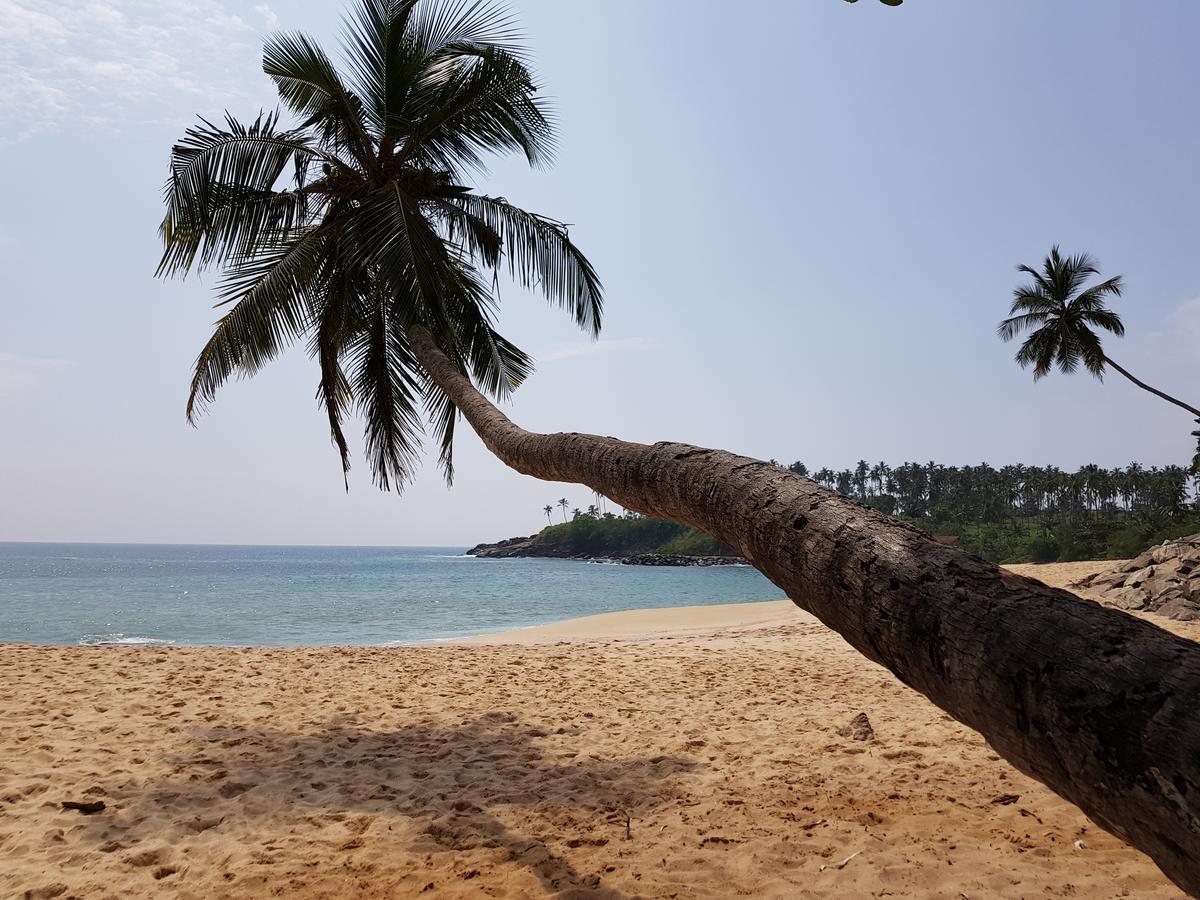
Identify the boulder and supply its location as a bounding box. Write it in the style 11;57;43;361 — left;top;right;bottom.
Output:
617;554;743;567
1073;535;1200;620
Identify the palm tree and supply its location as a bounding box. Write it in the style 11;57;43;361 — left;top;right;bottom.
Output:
998;246;1200;419
161;3;1200;890
557;497;569;523
543;504;553;525
158;0;600;491
853;459;869;499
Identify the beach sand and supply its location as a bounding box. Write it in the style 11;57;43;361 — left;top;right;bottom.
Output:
1;561;1194;898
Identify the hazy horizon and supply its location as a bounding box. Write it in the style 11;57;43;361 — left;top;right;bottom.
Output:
4;0;1200;546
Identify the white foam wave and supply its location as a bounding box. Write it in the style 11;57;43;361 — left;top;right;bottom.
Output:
78;634;176;647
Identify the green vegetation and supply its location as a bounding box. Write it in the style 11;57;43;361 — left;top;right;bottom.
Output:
782;459;1200;564
532;510;735;559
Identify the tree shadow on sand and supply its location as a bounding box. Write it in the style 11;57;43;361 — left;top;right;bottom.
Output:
81;710;698;897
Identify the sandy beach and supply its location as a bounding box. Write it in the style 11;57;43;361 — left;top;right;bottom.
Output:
1;561;1194;898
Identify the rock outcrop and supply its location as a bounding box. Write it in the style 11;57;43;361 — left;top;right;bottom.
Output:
469;536;538;558
1073;535;1200;621
616;554;743;567
466;538;742;566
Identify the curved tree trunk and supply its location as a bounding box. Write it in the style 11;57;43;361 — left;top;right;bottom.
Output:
1104;355;1200;420
409;326;1200;895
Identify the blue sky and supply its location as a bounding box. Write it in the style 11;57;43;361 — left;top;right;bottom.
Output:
2;0;1200;545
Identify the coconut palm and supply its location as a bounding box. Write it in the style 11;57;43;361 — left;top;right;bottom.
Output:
161;2;1200;890
158;0;600;490
998;246;1200;419
557;497;569;523
542;504;553;524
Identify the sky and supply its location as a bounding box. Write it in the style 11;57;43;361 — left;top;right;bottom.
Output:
2;0;1200;547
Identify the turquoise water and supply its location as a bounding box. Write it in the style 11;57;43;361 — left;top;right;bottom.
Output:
0;543;786;646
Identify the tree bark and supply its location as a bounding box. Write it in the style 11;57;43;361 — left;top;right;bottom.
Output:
409;325;1200;896
1104;355;1200;420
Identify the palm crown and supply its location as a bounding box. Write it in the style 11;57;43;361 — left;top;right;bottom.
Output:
997;246;1124;381
157;0;602;490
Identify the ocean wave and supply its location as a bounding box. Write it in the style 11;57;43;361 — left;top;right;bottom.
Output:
78;634;176;647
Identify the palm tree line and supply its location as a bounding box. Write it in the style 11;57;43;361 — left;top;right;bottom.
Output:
780;459;1194;524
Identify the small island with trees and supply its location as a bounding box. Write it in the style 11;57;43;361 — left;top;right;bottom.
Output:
468;507;740;565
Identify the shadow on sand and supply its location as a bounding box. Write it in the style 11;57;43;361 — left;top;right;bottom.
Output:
82;710;698;897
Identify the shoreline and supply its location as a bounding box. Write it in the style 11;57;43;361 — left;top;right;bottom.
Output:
0;561;1132;651
452;598;808;644
3;560;1117;651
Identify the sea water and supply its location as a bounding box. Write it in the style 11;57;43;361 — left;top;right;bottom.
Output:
0;543;786;646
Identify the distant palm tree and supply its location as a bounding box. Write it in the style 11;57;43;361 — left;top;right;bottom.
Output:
853;460;869;499
557;497;569;522
543;504;553;524
998;246;1200;419
158;0;600;490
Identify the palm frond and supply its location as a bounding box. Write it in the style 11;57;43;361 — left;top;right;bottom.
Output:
1076;325;1107;379
1081;306;1125;337
398;45;554;172
441;261;533;397
159;111;329;277
159;184;313;276
1008;288;1058;316
422;381;460;484
1015;262;1053;297
431;199;501;268
343;0;420;139
1062;251;1101;297
1054;333;1082;377
455;193;602;335
342;185;459;332
347;293;425;491
1071;275;1124;312
1014;327;1059;380
411;0;524;61
997;312;1047;342
309;268;364;486
187;230;327;421
263;31;375;166
415;253;532;485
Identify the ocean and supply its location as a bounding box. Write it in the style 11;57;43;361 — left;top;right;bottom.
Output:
0;542;787;647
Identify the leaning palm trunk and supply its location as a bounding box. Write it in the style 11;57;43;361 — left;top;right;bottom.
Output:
1103;355;1200;420
409;325;1200;896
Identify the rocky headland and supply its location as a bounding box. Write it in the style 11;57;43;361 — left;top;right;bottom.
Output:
466;536;743;567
